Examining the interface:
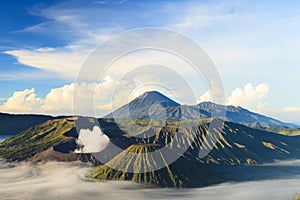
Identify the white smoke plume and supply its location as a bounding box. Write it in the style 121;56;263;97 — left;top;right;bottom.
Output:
75;126;110;153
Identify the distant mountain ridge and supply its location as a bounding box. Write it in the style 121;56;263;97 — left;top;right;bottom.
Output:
0;113;54;135
105;91;179;119
106;91;297;129
196;102;297;128
0;91;297;137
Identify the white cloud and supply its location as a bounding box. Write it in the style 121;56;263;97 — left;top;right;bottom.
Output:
0;70;60;81
197;83;270;110
197;83;300;122
2;161;300;200
0;89;43;113
4;2;124;79
41;83;76;115
282;107;300;112
226;83;270;108
5;47;89;79
41;77;117;116
0;82;269;117
2;0;300;118
269;107;300;122
195;82;300;121
196;79;226;104
0;76;133;116
0;81;299;122
263;107;300;123
254;102;268;112
197;90;212;103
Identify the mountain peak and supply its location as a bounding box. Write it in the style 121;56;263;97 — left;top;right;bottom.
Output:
140;90;163;98
136;90;163;100
104;92;296;128
139;90;161;97
133;90;179;106
105;91;179;119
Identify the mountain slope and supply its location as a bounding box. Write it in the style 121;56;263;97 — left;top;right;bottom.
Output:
0;118;76;161
2;116;300;187
92;118;300;187
0;117;137;164
196;102;297;128
105;91;179;119
111;119;300;165
92;144;223;188
199;121;300;165
2;117;299;165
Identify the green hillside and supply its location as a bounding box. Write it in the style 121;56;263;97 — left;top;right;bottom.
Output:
102;118;300;166
200;121;300;165
92;144;223;188
0;118;76;161
91;118;300;187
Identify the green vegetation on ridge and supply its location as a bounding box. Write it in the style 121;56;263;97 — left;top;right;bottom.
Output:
0;118;75;161
92;144;223;188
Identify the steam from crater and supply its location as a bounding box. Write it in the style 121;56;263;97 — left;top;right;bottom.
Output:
75;126;110;153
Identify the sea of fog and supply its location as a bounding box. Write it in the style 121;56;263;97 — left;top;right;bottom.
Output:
0;161;300;200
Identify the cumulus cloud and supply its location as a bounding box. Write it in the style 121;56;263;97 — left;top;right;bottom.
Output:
196;83;300;122
0;88;43;113
0;82;271;117
197;90;212;103
75;126;110;153
1;81;298;122
197;83;270;109
0;76;133;116
41;83;75;114
41;81;114;116
226;83;270;108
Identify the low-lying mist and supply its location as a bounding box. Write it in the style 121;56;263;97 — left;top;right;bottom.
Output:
0;161;300;200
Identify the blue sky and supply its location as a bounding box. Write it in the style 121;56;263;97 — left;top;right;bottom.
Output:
0;0;300;122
